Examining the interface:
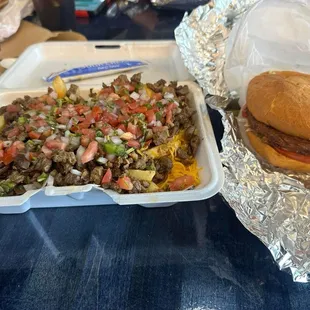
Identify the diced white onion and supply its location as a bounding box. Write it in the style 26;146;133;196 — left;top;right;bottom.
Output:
108;129;114;136
50;91;57;99
156;121;162;127
61;136;69;144
161;99;168;105
38;114;46;119
173;100;179;106
95;137;105;143
46;133;57;141
107;154;115;161
65;130;71;137
164;92;174;99
3;141;12;147
70;136;80;148
33;139;43;144
97;157;108;164
70;169;82;176
67;118;73;130
44;105;52;111
25;152;30;161
76;145;86;163
47;175;54;186
28;110;36;117
69;94;77;101
57;124;67;130
148;120;156;127
116;128;124;136
24;184;37;191
130;92;140;100
111;136;122;145
37;126;46;133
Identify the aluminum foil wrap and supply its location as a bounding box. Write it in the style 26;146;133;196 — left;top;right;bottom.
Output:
175;0;310;282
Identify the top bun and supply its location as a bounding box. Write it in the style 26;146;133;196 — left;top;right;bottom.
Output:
246;71;310;140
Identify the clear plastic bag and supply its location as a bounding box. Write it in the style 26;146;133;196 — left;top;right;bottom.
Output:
224;0;310;106
0;0;34;42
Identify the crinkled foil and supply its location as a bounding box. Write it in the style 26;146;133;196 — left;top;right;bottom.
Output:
175;0;310;282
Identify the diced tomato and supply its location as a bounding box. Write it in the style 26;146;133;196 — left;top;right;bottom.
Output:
41;145;53;158
61;109;70;118
115;99;126;108
2;142;24;165
29;152;39;161
76;116;86;122
56;116;69;125
6;104;20;113
132;106;147;114
152;93;163;101
166;109;173;125
117;124;126;132
46;96;56;105
101;168;112;184
145;110;156;123
118;114;129;123
29;101;44;111
28;131;41;139
81;135;90;148
75;104;90;115
274;148;310;164
0;150;3;159
128;101;138;110
117;176;133;191
152;126;168;133
166;102;177;111
7;127;20;139
127;140;140;149
169;175;195;191
127;123;138;135
3;150;14;165
99;87;114;95
24;124;33;132
100;125;112;136
36;119;48;127
81;129;96;140
92;106;102;121
107;113;119;127
45;140;66;150
78;121;91;130
81;141;98;164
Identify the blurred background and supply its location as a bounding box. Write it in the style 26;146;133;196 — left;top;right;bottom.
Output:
1;0;211;42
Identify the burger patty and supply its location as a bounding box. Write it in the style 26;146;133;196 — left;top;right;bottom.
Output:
246;109;310;156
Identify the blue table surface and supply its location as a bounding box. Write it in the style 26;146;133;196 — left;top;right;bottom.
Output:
2;6;310;310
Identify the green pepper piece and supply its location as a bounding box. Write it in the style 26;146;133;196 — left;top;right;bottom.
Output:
96;131;103;137
155;112;162;121
103;142;126;156
37;172;48;183
156;102;164;108
18;116;27;125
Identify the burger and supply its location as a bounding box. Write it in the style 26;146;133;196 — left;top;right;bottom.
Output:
243;71;310;173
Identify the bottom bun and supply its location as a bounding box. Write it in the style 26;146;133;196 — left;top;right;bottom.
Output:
246;131;310;173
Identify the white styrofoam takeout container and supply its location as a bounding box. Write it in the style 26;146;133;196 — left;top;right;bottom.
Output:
0;41;224;213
